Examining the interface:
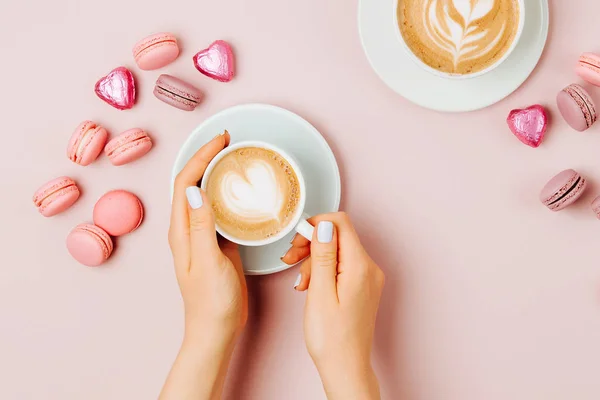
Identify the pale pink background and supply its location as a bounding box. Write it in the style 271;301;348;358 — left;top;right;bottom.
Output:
2;0;600;399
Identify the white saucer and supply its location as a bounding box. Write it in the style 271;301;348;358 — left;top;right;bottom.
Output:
358;0;550;112
171;104;341;275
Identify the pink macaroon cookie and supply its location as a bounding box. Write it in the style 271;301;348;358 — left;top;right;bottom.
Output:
153;74;203;111
104;128;153;166
556;84;598;132
67;121;108;166
133;32;179;71
33;176;80;217
540;169;587;211
93;190;144;236
66;223;113;267
577;53;600;87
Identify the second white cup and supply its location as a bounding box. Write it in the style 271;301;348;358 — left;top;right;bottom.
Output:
394;0;526;80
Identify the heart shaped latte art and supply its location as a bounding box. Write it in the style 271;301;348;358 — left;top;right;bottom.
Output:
94;67;136;110
219;160;283;222
193;40;235;82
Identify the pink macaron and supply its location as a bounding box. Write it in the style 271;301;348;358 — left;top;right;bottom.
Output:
540;169;587;211
133;32;179;71
93;190;144;236
66;224;114;267
576;53;600;87
153;74;203;111
67;121;108;166
104;128;153;166
33;176;80;217
556;84;597;132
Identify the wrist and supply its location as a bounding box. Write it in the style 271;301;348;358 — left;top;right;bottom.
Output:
182;325;238;356
184;315;241;347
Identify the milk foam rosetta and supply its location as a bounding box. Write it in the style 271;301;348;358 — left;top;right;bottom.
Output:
206;147;301;241
398;0;520;75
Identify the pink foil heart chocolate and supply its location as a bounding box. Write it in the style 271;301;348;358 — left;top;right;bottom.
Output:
94;67;136;110
506;105;548;148
193;40;235;82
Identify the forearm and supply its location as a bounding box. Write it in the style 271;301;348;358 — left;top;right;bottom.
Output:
159;334;236;400
318;361;381;400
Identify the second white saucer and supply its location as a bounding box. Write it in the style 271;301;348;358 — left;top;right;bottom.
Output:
358;0;550;112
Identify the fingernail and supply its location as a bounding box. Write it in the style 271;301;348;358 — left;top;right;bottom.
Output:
294;273;301;289
280;247;291;263
289;233;298;244
185;186;203;209
317;221;333;243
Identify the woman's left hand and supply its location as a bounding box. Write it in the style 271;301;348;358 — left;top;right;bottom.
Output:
161;131;247;400
169;131;247;343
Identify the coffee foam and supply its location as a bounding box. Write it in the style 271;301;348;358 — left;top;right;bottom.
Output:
206;147;300;241
398;0;519;75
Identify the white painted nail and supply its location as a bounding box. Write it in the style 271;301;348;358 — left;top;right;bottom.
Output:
185;186;203;209
317;221;333;243
294;273;302;289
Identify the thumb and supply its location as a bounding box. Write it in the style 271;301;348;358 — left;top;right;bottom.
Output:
185;186;221;265
308;221;338;300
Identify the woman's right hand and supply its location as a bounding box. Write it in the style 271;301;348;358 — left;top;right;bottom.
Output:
282;212;385;400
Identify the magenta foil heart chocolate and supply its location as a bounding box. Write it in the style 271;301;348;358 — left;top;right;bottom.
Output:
94;67;136;110
193;40;235;82
506;105;548;148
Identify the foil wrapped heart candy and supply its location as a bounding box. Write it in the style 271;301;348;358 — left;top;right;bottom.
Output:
95;67;136;110
193;40;235;82
506;105;548;148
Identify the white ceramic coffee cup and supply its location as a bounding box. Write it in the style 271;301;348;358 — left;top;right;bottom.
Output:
200;141;315;247
394;0;525;80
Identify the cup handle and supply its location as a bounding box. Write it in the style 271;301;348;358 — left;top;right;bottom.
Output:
295;215;314;241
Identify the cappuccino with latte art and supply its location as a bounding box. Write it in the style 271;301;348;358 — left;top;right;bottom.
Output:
398;0;521;75
205;146;301;242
